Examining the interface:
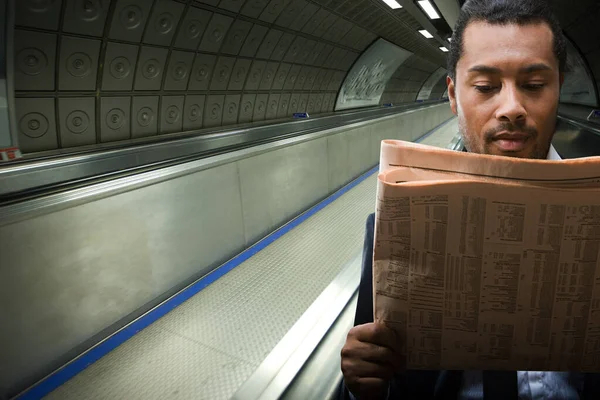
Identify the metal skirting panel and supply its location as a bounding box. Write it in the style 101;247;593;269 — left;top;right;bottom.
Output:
44;173;378;400
1;104;454;399
419;117;459;147
40;117;459;400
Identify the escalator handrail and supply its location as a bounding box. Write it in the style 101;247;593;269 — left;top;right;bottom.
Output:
0;101;447;200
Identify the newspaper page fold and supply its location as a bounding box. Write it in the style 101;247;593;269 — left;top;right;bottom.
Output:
374;140;600;371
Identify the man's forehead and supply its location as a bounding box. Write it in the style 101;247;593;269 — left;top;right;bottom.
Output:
459;21;557;72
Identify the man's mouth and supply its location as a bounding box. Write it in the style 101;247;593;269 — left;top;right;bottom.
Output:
491;132;531;152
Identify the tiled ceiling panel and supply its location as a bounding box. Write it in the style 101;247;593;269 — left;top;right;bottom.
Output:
14;0;379;154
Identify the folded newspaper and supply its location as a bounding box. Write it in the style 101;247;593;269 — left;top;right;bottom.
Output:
373;140;600;372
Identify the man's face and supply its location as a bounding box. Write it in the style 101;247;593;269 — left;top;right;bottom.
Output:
447;21;563;159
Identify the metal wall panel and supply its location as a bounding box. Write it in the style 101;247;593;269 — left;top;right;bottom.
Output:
288;93;300;114
204;94;225;127
308;42;325;66
312;11;337;38
221;20;253;56
266;93;280;120
102;42;139;92
108;0;153;43
228;58;252;91
100;97;131;143
173;7;212;50
131;96;159;138
198;13;233;53
183;94;206;130
259;62;278;91
14;30;57;91
223;94;241;125
142;1;184;47
239;94;256;123
275;0;307;28
160;96;185;134
298;93;309;112
299;39;317;64
58;97;96;147
294;66;308;91
245;60;266;91
287;38;304;65
277;93;291;118
219;0;245;13
255;28;283;60
15;98;58;152
240;0;269;18
239;24;269;58
259;0;291;23
305;66;321;89
16;0;63;30
272;63;291;91
253;93;269;121
307;93;318;114
302;8;328;35
271;33;295;61
63;0;111;36
189;53;216;91
289;2;318;31
210;56;236;91
284;65;301;91
164;51;195;91
58;36;101;91
134;46;169;91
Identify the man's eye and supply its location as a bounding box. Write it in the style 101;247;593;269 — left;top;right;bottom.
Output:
523;83;545;90
474;85;495;93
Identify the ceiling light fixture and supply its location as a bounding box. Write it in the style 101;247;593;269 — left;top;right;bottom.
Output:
419;29;433;38
381;0;403;9
417;0;441;19
439;46;449;52
447;38;452;42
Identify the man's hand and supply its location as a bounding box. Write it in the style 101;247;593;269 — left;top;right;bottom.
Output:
341;322;405;400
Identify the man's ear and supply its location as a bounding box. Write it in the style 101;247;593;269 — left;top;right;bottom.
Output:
447;76;458;115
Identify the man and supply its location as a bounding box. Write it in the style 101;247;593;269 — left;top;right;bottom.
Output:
340;0;600;399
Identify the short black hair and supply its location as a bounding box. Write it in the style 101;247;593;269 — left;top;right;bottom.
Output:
447;0;566;81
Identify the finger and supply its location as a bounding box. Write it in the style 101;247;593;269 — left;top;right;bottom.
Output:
351;359;396;380
344;340;396;366
353;323;401;352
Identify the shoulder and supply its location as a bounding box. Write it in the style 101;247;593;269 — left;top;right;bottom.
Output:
366;213;375;236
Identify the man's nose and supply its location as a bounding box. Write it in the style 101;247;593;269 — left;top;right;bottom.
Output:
495;85;527;123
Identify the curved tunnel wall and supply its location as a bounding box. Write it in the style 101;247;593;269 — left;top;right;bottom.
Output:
558;0;600;107
561;37;598;107
334;38;413;111
13;0;381;154
379;54;441;105
12;0;600;157
429;73;448;100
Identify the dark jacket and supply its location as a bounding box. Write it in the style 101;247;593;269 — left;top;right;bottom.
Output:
339;213;600;399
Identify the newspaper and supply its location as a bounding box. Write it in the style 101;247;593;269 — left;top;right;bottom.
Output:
374;140;600;372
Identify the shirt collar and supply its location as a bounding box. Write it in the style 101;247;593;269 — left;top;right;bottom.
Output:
547;145;562;160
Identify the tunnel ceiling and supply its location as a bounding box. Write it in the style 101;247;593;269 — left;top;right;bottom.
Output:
317;0;448;67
